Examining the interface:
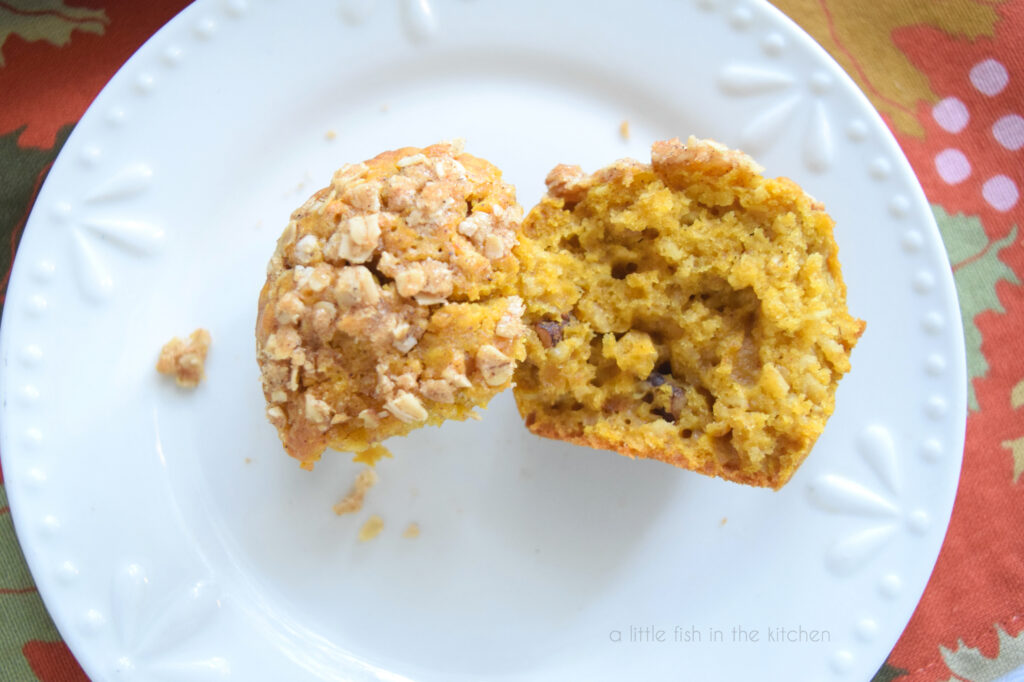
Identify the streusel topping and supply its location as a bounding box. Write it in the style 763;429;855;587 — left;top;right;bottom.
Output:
257;142;526;468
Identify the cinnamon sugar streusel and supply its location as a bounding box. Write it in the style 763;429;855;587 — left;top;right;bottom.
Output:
257;142;527;469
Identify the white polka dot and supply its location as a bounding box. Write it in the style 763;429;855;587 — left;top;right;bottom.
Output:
932;97;969;133
993;114;1024;151
970;59;1009;96
982;175;1019;212
935;149;971;184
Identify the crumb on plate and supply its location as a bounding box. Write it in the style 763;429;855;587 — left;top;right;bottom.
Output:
326;130;337;141
332;467;378;515
402;522;420;539
359;514;384;542
156;328;211;388
619;120;630;140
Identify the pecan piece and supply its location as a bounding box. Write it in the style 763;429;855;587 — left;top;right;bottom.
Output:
534;320;566;348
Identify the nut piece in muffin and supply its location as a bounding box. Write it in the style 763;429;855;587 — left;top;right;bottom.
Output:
513;137;865;489
257;141;527;469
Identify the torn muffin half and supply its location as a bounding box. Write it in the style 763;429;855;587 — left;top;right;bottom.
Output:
513;137;864;489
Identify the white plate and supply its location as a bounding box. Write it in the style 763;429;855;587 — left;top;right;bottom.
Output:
0;1;966;680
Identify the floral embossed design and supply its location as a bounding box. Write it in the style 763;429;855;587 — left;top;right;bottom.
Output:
339;0;436;42
806;425;926;576
717;63;837;172
107;563;228;680
61;163;164;302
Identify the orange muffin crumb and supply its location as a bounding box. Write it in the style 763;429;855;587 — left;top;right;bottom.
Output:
359;515;385;542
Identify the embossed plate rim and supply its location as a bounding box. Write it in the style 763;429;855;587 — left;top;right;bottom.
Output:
0;0;966;680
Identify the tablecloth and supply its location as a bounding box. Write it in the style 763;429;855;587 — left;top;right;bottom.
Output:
0;1;1021;680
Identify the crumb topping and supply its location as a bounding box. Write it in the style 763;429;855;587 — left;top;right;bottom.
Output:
257;142;527;467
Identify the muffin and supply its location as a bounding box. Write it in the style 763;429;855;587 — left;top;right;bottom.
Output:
513;137;865;489
257;141;526;469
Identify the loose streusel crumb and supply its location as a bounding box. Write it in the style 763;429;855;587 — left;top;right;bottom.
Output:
358;515;384;542
402;522;420;539
156;329;211;388
325;130;337;141
332;467;379;515
257;142;527;469
619;120;630;141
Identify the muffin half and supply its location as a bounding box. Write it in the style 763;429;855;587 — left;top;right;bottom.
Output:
257;142;526;469
513;137;864;489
